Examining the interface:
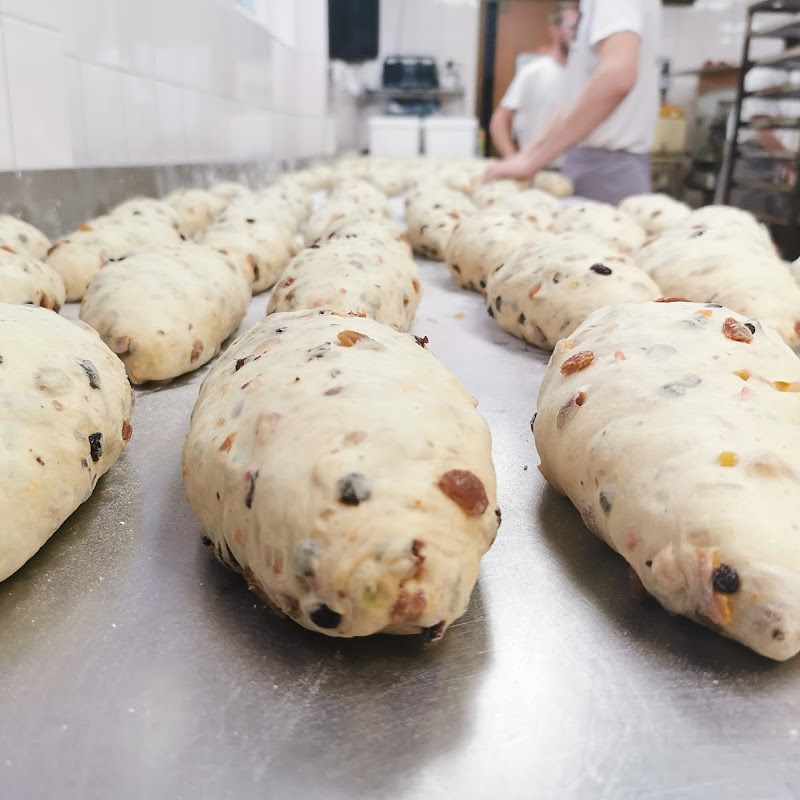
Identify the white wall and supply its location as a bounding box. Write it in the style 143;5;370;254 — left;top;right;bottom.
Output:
0;0;331;171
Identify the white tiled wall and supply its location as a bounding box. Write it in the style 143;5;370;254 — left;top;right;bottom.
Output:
0;0;331;171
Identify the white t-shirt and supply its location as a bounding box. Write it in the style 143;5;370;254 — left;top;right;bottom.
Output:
501;56;566;150
564;0;662;154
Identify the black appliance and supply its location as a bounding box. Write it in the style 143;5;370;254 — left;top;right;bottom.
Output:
382;56;439;90
328;0;380;62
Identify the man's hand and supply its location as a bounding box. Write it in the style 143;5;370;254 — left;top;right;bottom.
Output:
483;151;538;183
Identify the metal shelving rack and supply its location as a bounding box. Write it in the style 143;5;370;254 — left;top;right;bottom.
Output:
718;0;800;253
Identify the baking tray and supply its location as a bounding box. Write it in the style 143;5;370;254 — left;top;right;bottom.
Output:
2;257;800;800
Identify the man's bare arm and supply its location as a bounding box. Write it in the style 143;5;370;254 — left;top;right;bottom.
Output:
485;31;640;182
489;106;518;158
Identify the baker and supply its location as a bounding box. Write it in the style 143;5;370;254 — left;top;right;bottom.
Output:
485;0;663;205
489;4;579;160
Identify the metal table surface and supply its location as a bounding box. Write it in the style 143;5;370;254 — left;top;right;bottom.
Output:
2;260;800;800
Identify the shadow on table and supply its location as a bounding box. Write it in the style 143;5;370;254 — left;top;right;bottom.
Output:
196;547;492;798
534;484;799;685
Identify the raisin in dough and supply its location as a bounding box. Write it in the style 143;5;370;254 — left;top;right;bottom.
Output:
182;310;499;639
533;170;573;197
0;215;51;260
0;304;134;581
553;201;647;252
201;218;300;294
618;193;691;235
534;301;800;660
267;240;422;330
634;229;800;348
80;243;250;384
165;188;227;238
405;183;476;261
445;210;542;293
47;215;182;302
0;249;66;311
485;232;661;349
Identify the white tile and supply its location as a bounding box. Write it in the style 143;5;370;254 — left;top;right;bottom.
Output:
3;17;72;168
295;0;326;57
123;74;159;165
233;18;273;108
269;0;296;47
66;0;122;67
66;57;88;166
272;40;297;114
296;56;327;117
155;80;186;163
270;110;295;160
1;0;66;31
152;0;187;85
80;62;128;166
0;19;15;169
116;0;156;75
182;90;215;162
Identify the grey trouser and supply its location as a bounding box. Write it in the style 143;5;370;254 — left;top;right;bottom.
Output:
562;147;651;204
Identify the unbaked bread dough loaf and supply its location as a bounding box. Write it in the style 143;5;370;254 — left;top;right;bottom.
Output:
683;205;774;251
0;248;66;311
553;201;647;252
471;179;527;208
437;159;486;194
533;170;573;197
309;217;411;256
618;193;691;235
0;215;51;260
444;209;541;293
634;229;800;348
534;300;800;660
267;239;422;330
405;183;476;261
46;215;183;301
109;196;181;229
302;196;391;248
165;188;227;238
329;179;391;211
209;181;254;204
496;187;562;216
183;309;499;639
0;304;134;581
261;181;313;227
201;218;300;294
486;232;661;348
79;243;250;384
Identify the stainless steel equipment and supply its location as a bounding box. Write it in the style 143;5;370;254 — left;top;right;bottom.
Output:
1;238;799;798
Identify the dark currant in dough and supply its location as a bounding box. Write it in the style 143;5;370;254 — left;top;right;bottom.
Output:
337;472;372;505
590;263;612;275
79;359;101;389
712;564;739;594
599;491;612;514
88;432;103;462
309;603;342;629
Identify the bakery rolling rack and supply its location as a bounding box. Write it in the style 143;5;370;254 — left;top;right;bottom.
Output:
718;0;800;257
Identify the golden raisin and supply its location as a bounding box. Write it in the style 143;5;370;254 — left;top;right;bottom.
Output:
190;339;204;362
734;370;750;381
697;309;713;318
219;433;236;452
0;245;15;254
528;283;542;299
337;330;367;347
561;350;594;375
121;420;133;442
773;381;800;392
717;451;739;467
437;470;489;517
722;317;753;344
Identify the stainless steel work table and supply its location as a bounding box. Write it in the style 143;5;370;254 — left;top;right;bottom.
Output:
2;259;800;800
